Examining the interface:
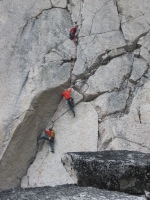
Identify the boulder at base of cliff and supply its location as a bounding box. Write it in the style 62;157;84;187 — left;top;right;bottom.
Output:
62;150;150;195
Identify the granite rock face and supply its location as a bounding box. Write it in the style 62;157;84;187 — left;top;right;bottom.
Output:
0;185;145;200
62;151;150;194
116;0;150;48
1;0;150;192
98;80;150;152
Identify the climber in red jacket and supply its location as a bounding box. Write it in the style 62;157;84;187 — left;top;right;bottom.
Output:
61;88;75;117
69;22;78;42
39;128;55;153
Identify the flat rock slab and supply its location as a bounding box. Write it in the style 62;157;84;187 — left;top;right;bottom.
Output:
0;185;145;200
62;150;150;194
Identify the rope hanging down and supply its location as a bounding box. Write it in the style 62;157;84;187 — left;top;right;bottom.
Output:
69;37;76;86
51;37;77;128
36;37;77;184
51;97;63;128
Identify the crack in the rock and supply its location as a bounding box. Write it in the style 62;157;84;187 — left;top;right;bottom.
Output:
119;57;134;115
112;57;132;92
89;0;112;34
79;1;84;30
27;176;30;187
89;102;99;152
84;90;109;102
79;0;83;25
75;49;123;84
101;108;127;122
121;12;150;26
8;71;30;115
20;7;52;37
114;136;150;150
129;30;149;47
20;71;30;93
79;29;120;39
6;109;35;129
138;109;142;124
101;48;126;65
62;59;73;65
122;89;134;116
115;0;126;43
46;59;73;65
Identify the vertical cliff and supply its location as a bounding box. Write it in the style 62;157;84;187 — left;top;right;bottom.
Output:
0;0;150;190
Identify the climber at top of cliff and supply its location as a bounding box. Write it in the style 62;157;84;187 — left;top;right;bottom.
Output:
39;128;55;153
61;88;75;117
69;22;78;43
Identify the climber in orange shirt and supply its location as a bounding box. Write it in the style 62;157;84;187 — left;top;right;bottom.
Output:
39;128;55;153
61;88;75;117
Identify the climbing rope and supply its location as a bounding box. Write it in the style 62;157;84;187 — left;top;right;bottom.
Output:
35;149;49;186
51;37;77;128
35;37;77;185
51;97;63;128
69;37;76;86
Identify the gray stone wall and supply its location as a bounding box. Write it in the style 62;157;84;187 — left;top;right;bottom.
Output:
0;0;150;192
